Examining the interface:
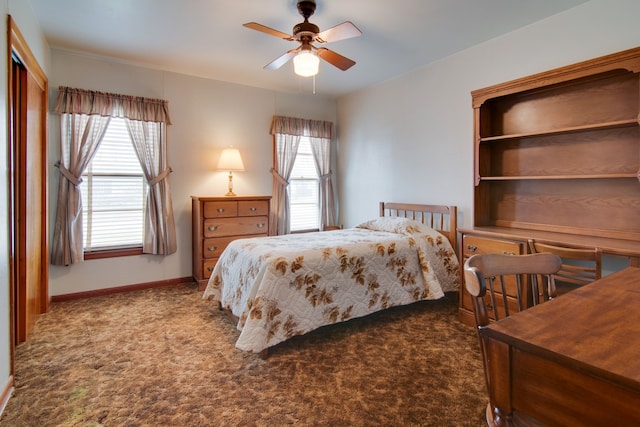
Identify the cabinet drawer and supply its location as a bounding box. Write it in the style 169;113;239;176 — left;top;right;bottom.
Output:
462;234;524;302
203;201;238;218
463;235;522;258
204;216;269;237
461;271;524;321
483;293;521;320
238;200;269;216
202;236;237;258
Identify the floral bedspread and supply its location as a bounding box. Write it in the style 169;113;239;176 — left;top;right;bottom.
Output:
203;217;460;353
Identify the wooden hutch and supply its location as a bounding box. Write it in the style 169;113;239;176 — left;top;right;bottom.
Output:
459;47;640;325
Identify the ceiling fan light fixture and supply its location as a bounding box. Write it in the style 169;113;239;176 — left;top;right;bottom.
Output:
293;50;319;77
244;0;361;76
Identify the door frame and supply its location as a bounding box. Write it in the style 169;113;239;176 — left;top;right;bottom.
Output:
7;15;49;371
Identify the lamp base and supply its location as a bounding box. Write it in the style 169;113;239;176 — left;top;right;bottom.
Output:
225;172;237;196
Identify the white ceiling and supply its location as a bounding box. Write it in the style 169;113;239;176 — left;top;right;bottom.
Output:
28;0;589;98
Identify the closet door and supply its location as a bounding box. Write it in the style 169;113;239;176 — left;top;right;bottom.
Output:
9;17;49;345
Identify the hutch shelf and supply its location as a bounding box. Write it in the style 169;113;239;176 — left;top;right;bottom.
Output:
459;47;640;325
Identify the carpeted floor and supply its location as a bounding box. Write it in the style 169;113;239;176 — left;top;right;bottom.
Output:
1;283;486;426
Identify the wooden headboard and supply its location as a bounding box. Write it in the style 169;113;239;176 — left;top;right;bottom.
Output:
380;202;458;250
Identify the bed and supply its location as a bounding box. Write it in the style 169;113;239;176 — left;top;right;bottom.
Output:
203;202;460;356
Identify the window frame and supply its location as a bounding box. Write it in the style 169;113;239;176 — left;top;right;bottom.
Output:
80;117;146;259
288;136;320;233
84;247;143;260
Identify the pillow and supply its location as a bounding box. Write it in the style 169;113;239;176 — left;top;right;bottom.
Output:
355;216;430;235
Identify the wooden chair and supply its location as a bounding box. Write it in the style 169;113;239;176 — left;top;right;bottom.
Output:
528;239;602;294
464;253;562;326
464;253;562;425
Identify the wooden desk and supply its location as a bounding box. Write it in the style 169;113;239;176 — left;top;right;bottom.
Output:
479;267;640;426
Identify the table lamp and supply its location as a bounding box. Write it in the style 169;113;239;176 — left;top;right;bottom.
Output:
217;147;245;196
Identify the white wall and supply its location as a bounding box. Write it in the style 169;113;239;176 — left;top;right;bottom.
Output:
47;50;337;296
1;0;50;412
337;0;640;229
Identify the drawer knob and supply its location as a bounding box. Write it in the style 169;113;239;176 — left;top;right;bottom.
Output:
207;266;214;272
503;251;516;256
207;246;217;252
208;225;218;232
250;207;257;212
217;208;225;213
466;244;478;252
256;223;265;229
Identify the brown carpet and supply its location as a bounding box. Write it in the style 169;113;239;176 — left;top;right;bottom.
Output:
1;283;486;426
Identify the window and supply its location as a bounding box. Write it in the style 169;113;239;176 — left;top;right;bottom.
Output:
289;137;319;232
80;117;146;251
270;115;335;236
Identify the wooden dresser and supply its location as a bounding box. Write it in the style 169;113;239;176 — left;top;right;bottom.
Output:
192;196;271;290
459;47;640;326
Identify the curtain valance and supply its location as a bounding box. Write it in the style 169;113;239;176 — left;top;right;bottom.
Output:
270;115;333;139
54;86;172;124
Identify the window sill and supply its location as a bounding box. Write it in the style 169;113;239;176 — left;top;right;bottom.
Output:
290;228;320;234
84;247;143;260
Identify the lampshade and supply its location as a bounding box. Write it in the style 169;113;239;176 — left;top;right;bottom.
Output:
293;51;319;77
217;148;245;171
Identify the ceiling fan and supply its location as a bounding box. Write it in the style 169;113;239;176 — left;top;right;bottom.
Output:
243;0;362;76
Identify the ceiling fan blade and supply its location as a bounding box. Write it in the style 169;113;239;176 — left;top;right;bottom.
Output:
264;48;299;70
316;21;362;43
243;22;293;40
316;47;356;71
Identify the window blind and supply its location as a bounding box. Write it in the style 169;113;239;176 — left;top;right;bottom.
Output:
289;137;319;231
81;117;146;250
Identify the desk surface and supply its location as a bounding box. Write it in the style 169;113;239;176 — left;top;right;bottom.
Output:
482;267;640;391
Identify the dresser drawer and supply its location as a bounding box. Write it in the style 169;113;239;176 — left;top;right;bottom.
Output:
238;200;269;216
204;216;269;237
203;201;238;218
462;235;522;258
202;236;237;258
202;259;217;279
